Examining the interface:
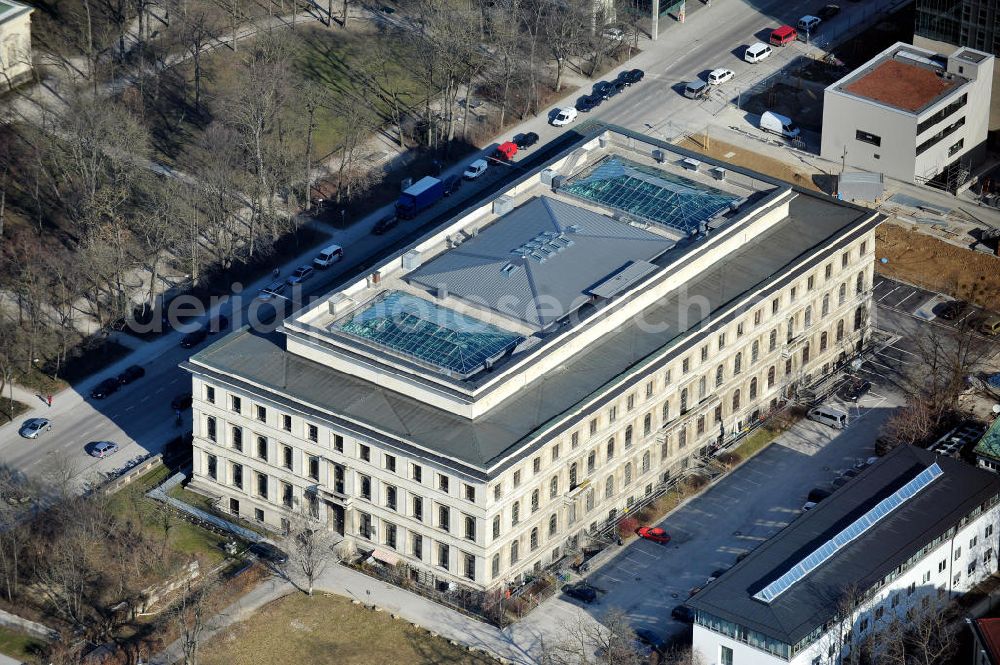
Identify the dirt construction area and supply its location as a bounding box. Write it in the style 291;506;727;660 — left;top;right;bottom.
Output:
676;136;822;192
875;222;1000;313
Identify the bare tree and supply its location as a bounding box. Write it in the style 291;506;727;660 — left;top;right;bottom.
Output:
171;579;214;665
173;7;222;114
287;515;337;596
543;0;587;93
540;609;645;665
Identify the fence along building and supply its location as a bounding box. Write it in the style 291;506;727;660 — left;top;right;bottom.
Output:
183;125;883;592
688;446;1000;665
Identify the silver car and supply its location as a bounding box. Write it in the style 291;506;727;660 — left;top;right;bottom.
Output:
89;441;120;458
19;418;51;439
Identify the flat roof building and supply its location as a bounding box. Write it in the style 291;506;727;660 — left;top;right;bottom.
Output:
821;42;993;189
690;445;1000;665
184;125;882;594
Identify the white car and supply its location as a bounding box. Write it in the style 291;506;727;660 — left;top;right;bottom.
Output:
463;159;488;180
708;68;734;85
551;107;578;126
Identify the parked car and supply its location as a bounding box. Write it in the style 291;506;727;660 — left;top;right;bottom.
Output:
831;476;849;489
89;440;120;458
249;542;289;565
171;393;193;410
514;132;539;149
636;526;671;544
708;68;734;85
180;327;209;349
19;417;51;439
371;215;399;235
817;4;841;20
610;77;628;94
744;42;773;63
842;468;860;480
463;159;488;180
978;314;1000;336
257;280;288;301
286;266;315;284
709;568;727;580
635;629;664;650
495;141;518;161
576;94;601;112
620;68;644;85
563;583;597;603
801;501;817;511
593;81;615;100
442;174;463;196
671;604;695;622
808;488;832;503
117;364;145;385
602;26;624;41
938;300;968;320
551;107;578;126
770;25;798;46
92;378;121;399
838;379;872;402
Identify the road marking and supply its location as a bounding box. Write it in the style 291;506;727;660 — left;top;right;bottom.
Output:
877;286;899;303
895;291;918;308
959;312;976;324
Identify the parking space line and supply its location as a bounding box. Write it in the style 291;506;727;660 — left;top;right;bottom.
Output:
896;291;918;308
632;548;659;558
959;312;975;324
877;286;900;302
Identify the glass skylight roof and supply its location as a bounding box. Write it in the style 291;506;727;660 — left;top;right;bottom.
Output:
753;463;944;604
333;291;524;376
562;156;739;234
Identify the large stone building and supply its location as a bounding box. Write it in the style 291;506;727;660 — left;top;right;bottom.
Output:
0;0;32;90
689;445;1000;665
184;125;882;591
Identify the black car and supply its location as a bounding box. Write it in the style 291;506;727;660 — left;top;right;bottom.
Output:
817;4;840;19
671;604;695;622
808;488;832;503
180;327;209;348
249;542;288;565
442;174;462;196
635;628;663;650
171;393;193;410
372;215;399;235
593;81;615;100
575;94;601;112
709;568;727;580
562;583;597;603
91;378;121;399
207;314;229;333
620;68;644;85
117;364;145;385
838;379;872;402
610;77;628;94
938;300;968;321
514;132;539;149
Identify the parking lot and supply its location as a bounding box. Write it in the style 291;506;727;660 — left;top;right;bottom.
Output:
873;275;990;330
531;384;903;647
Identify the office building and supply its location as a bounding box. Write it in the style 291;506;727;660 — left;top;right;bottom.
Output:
690;446;1000;665
184;125;882;592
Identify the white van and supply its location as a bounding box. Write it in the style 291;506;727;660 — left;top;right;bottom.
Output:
798;15;821;35
684;79;708;99
313;244;344;268
807;406;848;429
760;111;801;138
744;42;772;63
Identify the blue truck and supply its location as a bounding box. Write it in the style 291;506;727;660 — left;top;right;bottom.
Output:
395;176;444;219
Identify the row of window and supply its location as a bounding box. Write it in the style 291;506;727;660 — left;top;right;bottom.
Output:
356;513;479;581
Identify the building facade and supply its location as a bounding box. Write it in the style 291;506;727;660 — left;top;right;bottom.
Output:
0;0;32;89
184;126;882;592
689;446;1000;665
821;41;993;187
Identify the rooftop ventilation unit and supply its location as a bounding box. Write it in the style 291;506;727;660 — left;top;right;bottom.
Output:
500;262;521;277
437;285;449;299
710;167;726;181
540;169;557;186
366;271;381;287
681;157;701;172
729;200;741;213
402;250;422;271
566;224;581;234
551;175;566;191
493;195;514;216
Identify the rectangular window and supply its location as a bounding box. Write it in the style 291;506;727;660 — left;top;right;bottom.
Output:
207;454;217;480
855;129;882;146
385;523;397;550
281;414;291;432
282;445;293;470
552;444;560;460
571;431;580;449
790;286;797;301
917;93;966;134
736;322;744;338
438;505;450;532
206;417;217;442
720;646;734;665
682;358;690;374
948;138;965;157
626;395;635;411
360;475;371;500
718;333;725;349
465;552;476;581
232;463;243;489
256;472;268;499
231;395;242;414
772;298;779;314
333;434;344;453
609;405;617;422
412;496;423;522
385;454;396;473
360;444;370;462
307;424;318;443
464;484;476;502
281;482;293;508
205;385;215;404
465;515;476;541
412;534;423;560
386;485;397;511
825;264;832;280
255;405;266;422
256;436;267;461
533;457;541;474
308;455;319;481
590;418;598;436
334;464;345;494
439;474;450;493
917;116;966;155
359;512;372;538
513;470;521;487
255;508;264;523
860;240;867;256
412;464;422;483
438;543;450;570
807;275;814;291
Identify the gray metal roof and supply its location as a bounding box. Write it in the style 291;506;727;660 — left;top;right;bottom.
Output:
189;191;876;474
688;446;1000;647
406;196;675;330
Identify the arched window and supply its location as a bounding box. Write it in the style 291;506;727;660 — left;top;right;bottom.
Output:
734;352;742;375
531;489;539;512
837;319;845;341
856;271;865;295
492;553;500;578
643;414;652;436
569;463;578;488
750;377;758;400
624;425;633;448
820;331;828;352
587;450;596;473
854;306;864;331
510;540;519;563
586;488;595;511
751;340;759;364
769;329;777;352
512;502;520;526
550;476;559;499
839;283;847;305
678;428;687;448
787;317;795;342
662;402;670;423
607;437;615;459
698;376;706;400
732;389;741;411
530;528;539;551
822;294;830;317
767;366;776;388
605;476;615;498
642;451;650;473
804;306;812;328
716;365;724;387
493;515;501;539
802;343;810;364
624;463;633;486
548;514;557;536
680;388;688;414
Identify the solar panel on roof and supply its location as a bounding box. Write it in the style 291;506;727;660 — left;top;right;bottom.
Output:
753;463;944;604
333;291;524;376
562;156;739;234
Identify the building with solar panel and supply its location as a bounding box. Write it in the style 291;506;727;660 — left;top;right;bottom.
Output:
183;124;883;593
689;445;1000;665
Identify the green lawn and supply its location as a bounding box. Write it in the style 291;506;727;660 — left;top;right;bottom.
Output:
201;593;497;665
0;398;30;424
730;426;783;461
0;625;46;662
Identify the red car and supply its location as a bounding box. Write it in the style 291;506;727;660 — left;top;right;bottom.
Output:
636;526;671;544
